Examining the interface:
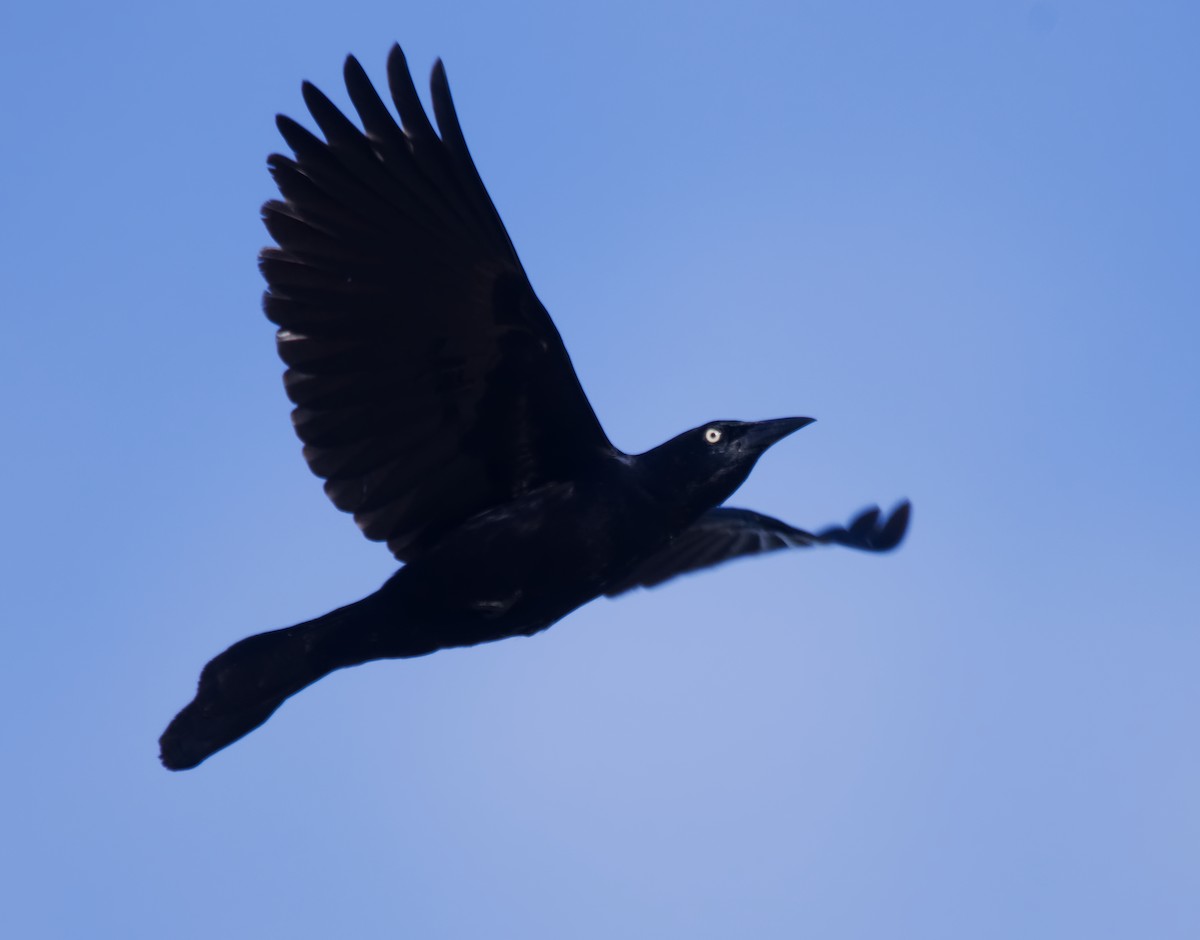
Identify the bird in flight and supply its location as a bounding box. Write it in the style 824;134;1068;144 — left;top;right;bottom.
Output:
159;45;910;771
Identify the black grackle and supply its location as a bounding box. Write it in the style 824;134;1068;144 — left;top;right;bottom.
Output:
159;46;910;771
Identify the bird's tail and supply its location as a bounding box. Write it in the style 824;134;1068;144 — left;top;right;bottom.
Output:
159;592;408;771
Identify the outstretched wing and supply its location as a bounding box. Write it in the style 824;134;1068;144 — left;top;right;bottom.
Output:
605;501;911;596
261;45;613;561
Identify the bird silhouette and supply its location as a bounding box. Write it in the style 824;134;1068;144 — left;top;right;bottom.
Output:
159;45;910;771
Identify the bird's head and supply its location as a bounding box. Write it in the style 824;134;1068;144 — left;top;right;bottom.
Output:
635;416;815;526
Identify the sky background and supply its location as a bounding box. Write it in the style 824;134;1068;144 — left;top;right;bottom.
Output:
3;1;1198;937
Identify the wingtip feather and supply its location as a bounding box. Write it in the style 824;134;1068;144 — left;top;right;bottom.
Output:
878;500;911;550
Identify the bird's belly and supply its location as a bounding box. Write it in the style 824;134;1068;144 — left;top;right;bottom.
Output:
386;484;664;638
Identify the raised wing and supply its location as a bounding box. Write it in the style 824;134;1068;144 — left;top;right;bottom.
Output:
605;501;910;596
260;45;613;561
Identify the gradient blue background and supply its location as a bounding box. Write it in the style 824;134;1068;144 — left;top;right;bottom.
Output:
4;1;1197;936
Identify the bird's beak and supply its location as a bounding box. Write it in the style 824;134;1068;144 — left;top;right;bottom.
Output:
743;416;815;452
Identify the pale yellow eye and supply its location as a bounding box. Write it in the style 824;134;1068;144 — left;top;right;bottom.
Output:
704;427;722;444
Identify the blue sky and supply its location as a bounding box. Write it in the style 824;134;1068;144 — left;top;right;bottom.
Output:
3;1;1198;937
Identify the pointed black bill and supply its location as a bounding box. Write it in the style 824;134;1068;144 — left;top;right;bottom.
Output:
742;416;815;453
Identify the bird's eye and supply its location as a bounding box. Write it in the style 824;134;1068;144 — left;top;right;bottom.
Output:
704;427;722;444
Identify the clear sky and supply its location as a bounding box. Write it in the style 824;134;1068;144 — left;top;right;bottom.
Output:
3;1;1197;937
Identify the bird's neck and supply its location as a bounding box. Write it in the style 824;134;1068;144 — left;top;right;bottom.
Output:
620;451;720;536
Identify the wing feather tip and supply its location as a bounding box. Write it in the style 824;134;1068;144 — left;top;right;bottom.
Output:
878;499;912;551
